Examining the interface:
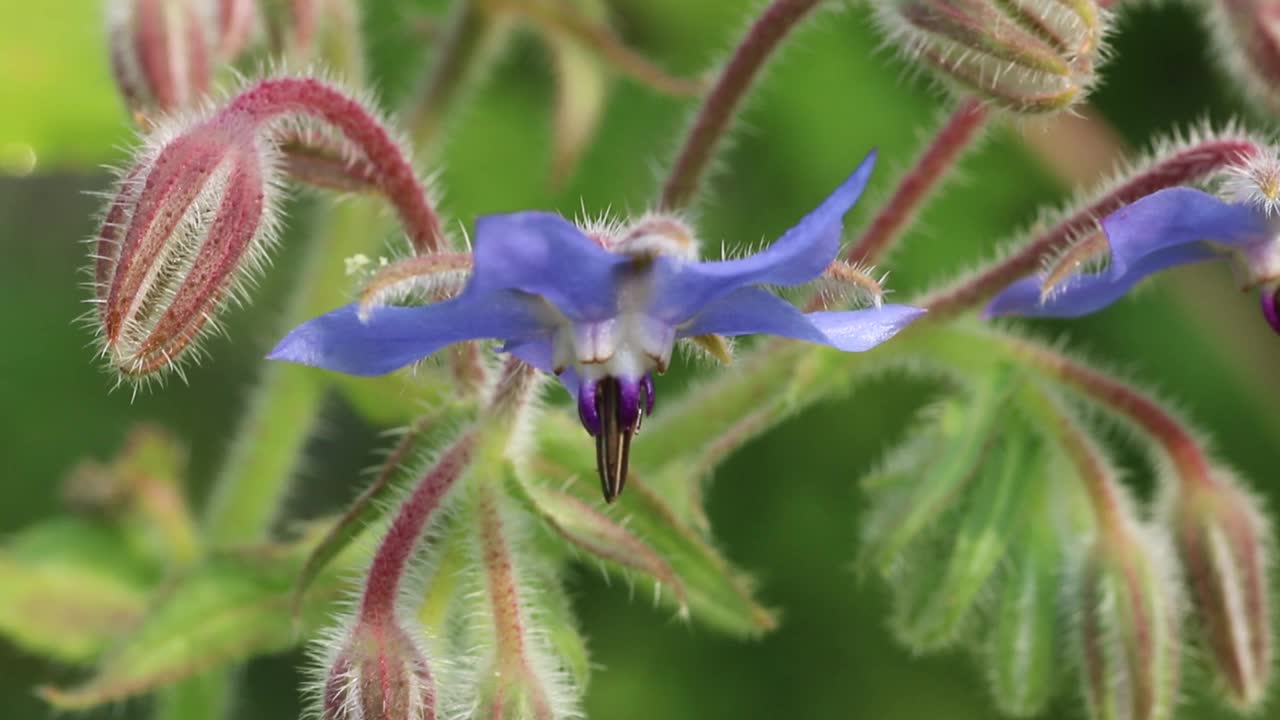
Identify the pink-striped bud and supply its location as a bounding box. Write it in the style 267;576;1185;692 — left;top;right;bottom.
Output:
90;74;445;379
214;0;259;60
92;113;281;378
108;0;213;117
877;0;1107;113
1166;470;1273;711
266;0;364;78
1077;525;1183;720
322;617;437;720
1208;0;1280;113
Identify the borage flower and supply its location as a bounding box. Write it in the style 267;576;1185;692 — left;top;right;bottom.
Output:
269;151;924;501
985;185;1280;330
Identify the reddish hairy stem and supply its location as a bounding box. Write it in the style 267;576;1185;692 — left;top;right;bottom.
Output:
225;77;447;253
1042;392;1127;531
659;0;823;210
1008;335;1216;489
921;136;1264;316
359;432;475;624
477;485;555;720
847;99;989;264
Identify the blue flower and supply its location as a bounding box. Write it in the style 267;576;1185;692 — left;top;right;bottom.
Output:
269;150;924;501
985;187;1279;329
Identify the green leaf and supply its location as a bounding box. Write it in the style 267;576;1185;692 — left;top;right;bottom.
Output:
984;475;1064;717
64;425;201;566
39;532;356;709
890;425;1042;649
859;371;1016;572
0;519;155;663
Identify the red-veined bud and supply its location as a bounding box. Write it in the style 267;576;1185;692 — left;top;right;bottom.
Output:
215;0;259;60
1077;523;1183;720
266;0;364;79
321;617;437;720
876;0;1107;113
91;73;446;381
92;113;282;379
1164;469;1273;711
1207;0;1280;113
108;0;213;117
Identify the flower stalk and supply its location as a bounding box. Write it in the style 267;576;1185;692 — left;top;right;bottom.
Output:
659;0;823;210
846;99;989;265
921;134;1265;316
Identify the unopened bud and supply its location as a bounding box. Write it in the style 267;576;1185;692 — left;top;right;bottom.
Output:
215;0;259;60
92;113;281;378
1077;525;1183;720
1164;470;1273;711
1207;0;1280;113
108;0;213;117
265;0;364;79
322;617;437;720
877;0;1106;113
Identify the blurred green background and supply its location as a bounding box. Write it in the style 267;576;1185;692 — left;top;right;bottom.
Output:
2;0;1278;718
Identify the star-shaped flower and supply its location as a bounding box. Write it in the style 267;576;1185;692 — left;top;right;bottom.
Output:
985;186;1280;330
270;151;924;500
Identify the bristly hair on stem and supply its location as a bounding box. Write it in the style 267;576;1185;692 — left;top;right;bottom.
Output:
919;123;1266;316
659;0;825;211
846;98;989;265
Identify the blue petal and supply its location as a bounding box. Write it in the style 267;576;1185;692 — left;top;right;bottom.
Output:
268;291;544;376
679;286;924;352
469;211;628;321
502;338;581;397
986;188;1266;318
985;244;1217;317
649;151;877;324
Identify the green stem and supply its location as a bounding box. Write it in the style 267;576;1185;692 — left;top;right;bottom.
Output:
202;197;376;544
151;669;234;720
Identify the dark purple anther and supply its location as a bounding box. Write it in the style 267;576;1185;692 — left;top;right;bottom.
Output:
1262;285;1280;334
617;377;643;429
640;374;656;416
582;375;655;503
577;379;601;436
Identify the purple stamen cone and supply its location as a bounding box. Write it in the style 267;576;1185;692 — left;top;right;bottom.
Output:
617;376;643;429
577;379;601;436
640;374;655;417
1262;286;1280;334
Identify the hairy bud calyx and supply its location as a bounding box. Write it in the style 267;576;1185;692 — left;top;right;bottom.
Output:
878;0;1107;113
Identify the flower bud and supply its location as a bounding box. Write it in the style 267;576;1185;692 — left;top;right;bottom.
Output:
1207;0;1280;113
108;0;213;117
1164;470;1273;711
1077;525;1183;720
321;617;437;720
214;0;259;60
265;0;364;79
92;113;282;378
877;0;1106;113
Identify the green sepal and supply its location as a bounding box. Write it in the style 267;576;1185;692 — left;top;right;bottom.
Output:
511;472;690;613
528;431;776;636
